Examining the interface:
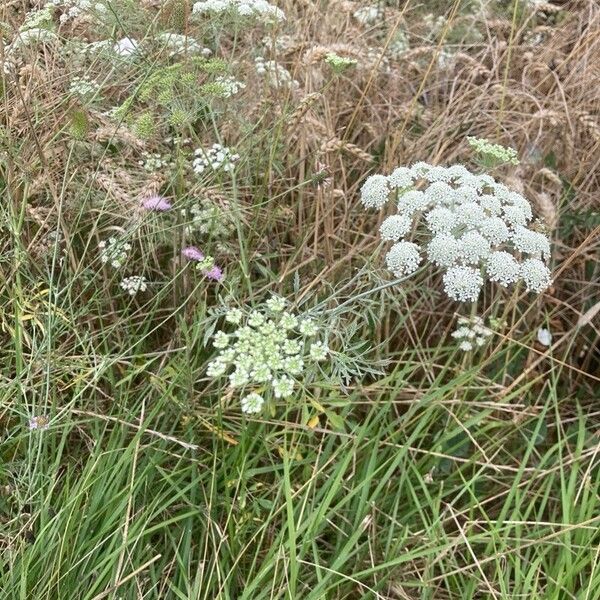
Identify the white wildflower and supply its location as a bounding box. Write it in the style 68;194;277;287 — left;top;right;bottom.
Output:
520;258;552;293
248;311;266;328
452;315;492;350
283;355;304;375
385;242;422;277
265;295;286;312
192;0;285;22
443;266;484;302
298;319;319;336
360;175;390;209
99;237;131;269
225;308;243;324
479;194;503;216
455;202;487;228
193;143;239;175
379;214;412;241
398;190;429;215
427;234;460;267
387;167;414;189
229;367;250;387
425;207;457;233
502;204;529;228
457;231;491;265
241;392;264;414
120;275;147;296
273;376;294;398
213;75;246;98
485;251;521;287
68;75;100;101
511;226;551;259
207;359;227;377
480;216;510;245
213;331;230;349
425;181;454;204
362;160;552;301
255;57;298;89
279;312;298;330
309;341;329;362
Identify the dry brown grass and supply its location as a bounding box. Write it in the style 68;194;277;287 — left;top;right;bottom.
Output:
1;0;598;389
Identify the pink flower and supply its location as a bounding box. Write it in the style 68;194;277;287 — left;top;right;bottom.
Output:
204;265;223;281
141;195;172;211
182;246;205;261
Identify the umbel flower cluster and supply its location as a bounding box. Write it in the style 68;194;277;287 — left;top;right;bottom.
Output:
193;143;240;175
451;316;492;351
98;237;131;269
182;199;235;238
255;57;299;89
360;162;552;302
467;137;520;167
207;297;329;414
192;0;285;22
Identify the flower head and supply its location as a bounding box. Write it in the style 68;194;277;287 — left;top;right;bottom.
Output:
241;392;264;414
182;246;205;261
385;242;421;277
29;415;50;431
120;275;148;296
207;300;329;412
361;160;552;302
204;265;223;281
443;266;484;302
360;175;390;209
273;376;295;398
141;195;172;211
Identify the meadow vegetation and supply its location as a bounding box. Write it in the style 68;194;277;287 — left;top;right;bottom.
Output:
1;0;599;598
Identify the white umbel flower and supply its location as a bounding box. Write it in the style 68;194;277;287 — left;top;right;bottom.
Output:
386;242;422;277
225;308;243;324
120;275;147;296
265;294;286;312
480;217;510;245
273;376;295;398
398;190;429;215
520;258;552;293
479;194;503;216
379;214;412;241
425;207;456;233
457;231;491;265
362;160;552;302
360;175;390;209
455;202;487;228
241;392;264;414
427;234;460;267
511;226;551;259
485;251;520;286
443;266;484;302
425;181;454;204
387;167;414;189
502;204;530;228
213;331;230;348
309;341;329;361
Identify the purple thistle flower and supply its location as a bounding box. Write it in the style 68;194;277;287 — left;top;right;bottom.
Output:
141;195;172;211
29;415;50;431
204;265;223;282
182;246;205;261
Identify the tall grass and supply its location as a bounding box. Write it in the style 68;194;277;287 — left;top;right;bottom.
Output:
1;0;599;598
